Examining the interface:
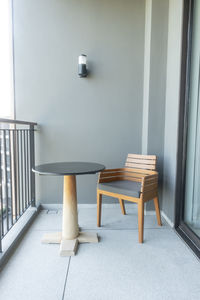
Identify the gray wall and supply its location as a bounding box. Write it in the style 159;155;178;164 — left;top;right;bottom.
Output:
141;0;169;210
162;0;183;223
146;0;169;210
13;0;145;204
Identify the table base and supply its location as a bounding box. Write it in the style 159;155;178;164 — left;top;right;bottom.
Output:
42;232;98;256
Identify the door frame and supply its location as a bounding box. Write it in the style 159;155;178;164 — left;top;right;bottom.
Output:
175;0;200;259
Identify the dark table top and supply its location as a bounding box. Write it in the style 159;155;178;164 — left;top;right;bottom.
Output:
32;162;105;176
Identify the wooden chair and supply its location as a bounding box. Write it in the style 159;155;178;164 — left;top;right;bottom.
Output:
97;154;162;243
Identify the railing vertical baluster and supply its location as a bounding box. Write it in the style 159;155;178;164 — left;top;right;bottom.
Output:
30;125;35;207
20;130;24;214
9;130;13;226
26;131;30;206
16;130;20;218
23;130;27;209
11;129;17;224
13;130;18;222
3;130;9;233
28;131;31;206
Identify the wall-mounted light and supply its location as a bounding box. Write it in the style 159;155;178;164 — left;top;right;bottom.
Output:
78;54;88;77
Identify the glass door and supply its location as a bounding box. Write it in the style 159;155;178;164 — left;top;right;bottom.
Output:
175;0;200;258
184;0;200;238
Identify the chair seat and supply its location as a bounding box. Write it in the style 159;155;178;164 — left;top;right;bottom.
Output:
98;180;141;198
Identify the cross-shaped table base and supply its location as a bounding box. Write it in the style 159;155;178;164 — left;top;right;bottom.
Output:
42;231;98;256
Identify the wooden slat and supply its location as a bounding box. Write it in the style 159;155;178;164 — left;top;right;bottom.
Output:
127;154;156;160
100;168;126;173
100;168;157;175
143;175;158;184
126;162;156;170
125;162;156;170
99;176;141;183
143;174;158;181
124;168;157;174
119;177;141;182
101;168;154;173
126;158;156;165
100;171;144;179
141;183;158;192
144;178;158;185
144;174;158;179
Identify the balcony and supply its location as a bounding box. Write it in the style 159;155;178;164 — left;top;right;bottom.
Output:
0;0;200;299
0;206;200;300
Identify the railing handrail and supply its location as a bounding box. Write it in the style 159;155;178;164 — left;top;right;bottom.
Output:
0;118;37;126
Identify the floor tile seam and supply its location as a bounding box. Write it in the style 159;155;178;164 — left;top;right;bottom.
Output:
61;256;71;300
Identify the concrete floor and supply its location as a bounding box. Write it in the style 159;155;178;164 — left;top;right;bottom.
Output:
0;205;200;300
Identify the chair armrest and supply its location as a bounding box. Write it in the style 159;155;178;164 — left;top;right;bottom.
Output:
98;168;158;187
140;173;158;193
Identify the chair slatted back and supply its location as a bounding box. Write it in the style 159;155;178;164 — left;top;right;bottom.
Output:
125;154;156;171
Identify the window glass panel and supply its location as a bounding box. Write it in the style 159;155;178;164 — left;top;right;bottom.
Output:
0;0;14;118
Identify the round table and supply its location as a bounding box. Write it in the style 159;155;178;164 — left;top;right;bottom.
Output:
33;162;105;256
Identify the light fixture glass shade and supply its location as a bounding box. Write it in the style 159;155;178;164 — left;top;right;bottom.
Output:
78;54;88;77
79;54;87;65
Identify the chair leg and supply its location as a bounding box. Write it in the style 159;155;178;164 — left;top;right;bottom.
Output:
119;199;126;215
153;196;162;226
97;191;102;227
138;199;144;243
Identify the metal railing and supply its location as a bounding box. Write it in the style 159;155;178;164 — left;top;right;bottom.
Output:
0;119;37;252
